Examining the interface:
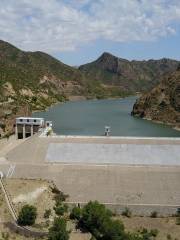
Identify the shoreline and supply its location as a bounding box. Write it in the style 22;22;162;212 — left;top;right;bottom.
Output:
142;117;180;132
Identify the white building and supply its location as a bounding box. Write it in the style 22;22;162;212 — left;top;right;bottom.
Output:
15;117;45;139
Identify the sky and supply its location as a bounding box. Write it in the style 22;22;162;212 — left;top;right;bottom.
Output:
0;0;180;66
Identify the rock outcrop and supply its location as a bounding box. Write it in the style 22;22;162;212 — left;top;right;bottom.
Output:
132;66;180;129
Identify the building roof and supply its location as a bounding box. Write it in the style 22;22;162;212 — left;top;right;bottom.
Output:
16;117;44;120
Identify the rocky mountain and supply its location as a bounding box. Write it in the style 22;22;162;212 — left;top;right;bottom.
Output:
132;65;180;129
79;52;179;93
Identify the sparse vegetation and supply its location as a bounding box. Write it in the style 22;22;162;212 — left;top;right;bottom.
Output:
0;232;9;240
44;209;52;219
122;207;132;218
51;186;69;202
167;233;172;240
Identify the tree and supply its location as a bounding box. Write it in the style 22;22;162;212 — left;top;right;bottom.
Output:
48;217;70;240
102;219;127;240
80;201;113;238
17;204;37;226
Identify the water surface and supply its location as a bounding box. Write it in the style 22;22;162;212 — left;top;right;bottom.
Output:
33;96;180;137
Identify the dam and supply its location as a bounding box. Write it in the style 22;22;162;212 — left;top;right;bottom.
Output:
0;133;180;216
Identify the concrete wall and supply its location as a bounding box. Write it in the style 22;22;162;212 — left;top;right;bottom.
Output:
67;202;180;217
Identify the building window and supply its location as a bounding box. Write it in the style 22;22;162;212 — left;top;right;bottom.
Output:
27;119;29;122
34;119;37;123
20;119;23;122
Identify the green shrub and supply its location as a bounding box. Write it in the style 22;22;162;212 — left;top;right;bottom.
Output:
48;217;70;240
54;203;68;216
17;204;37;226
102;219;126;240
122;207;132;218
70;206;82;220
150;211;158;218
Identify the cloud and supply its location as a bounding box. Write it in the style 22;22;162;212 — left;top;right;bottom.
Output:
0;0;180;53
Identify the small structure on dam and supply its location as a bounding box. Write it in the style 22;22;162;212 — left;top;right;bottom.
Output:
104;126;111;136
15;117;45;139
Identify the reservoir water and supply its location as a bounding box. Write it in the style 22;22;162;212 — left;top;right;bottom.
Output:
33;96;180;137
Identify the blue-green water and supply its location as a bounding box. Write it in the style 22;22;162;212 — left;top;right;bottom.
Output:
33;96;180;137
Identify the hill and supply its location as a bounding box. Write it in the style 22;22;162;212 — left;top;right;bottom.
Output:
0;40;87;106
0;40;91;136
79;52;179;93
131;65;180;129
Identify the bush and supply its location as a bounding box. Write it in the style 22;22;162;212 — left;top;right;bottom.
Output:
1;232;9;240
176;208;180;216
167;234;172;240
80;201;112;235
176;217;180;225
150;211;158;218
51;186;61;194
122;207;132;218
17;204;37;226
70;206;82;220
48;217;70;240
150;229;159;237
44;209;51;219
137;228;159;240
54;203;68;216
51;186;69;203
102;219;126;240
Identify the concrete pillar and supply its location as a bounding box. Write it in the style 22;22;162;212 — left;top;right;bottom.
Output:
31;125;33;136
15;125;18;139
23;124;26;139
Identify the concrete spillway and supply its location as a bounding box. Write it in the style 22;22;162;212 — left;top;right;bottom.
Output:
46;142;180;165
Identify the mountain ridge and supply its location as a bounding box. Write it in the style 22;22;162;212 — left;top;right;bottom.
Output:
79;52;179;92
